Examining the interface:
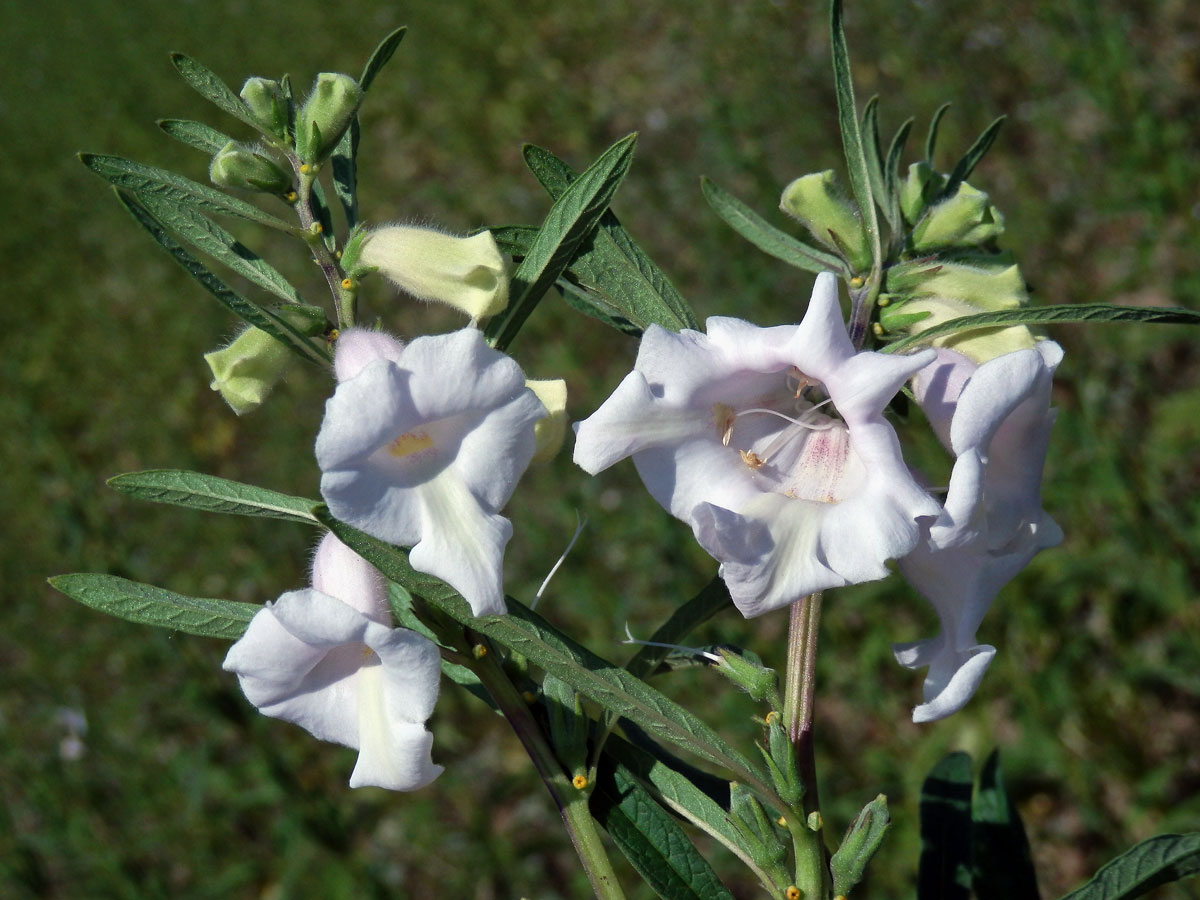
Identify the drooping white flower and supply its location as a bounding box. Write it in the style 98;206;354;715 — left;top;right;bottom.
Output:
223;533;443;790
574;272;941;616
316;327;546;616
894;341;1064;722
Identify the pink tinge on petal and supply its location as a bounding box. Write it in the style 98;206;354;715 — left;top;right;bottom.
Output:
334;328;406;383
311;533;390;623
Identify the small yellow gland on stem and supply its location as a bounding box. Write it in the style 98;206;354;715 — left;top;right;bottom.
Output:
472;644;488;660
284;190;298;204
341;277;354;290
299;163;310;174
849;275;865;289
572;774;588;790
777;815;787;826
786;887;802;900
765;710;780;725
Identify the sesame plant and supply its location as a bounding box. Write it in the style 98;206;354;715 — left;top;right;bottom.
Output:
51;3;1200;898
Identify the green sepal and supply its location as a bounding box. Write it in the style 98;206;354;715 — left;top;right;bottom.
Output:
941;115;1006;201
925;102;952;163
760;719;802;807
209;141;292;195
729;783;788;868
830;794;890;897
48;574;258;641
876;306;933;332
295;73;362;164
861;96;897;232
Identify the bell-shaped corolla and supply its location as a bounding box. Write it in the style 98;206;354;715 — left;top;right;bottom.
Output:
574;272;941;617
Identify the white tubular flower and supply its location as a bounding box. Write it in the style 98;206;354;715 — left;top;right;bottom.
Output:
359;226;509;320
223;533;443;790
895;341;1064;722
316;327;546;616
574;272;941;616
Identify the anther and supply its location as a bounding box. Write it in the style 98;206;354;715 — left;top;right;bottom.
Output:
739;449;765;469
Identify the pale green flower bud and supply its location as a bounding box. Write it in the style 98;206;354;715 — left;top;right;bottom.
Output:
295;73;362;164
209;142;292;195
780;170;872;272
911;183;1005;251
525;378;568;463
899;161;945;226
204;306;326;414
239;77;288;140
358;226;509;320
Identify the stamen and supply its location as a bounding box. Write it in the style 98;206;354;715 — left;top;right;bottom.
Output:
621;623;723;663
733;406;834;432
530;512;587;610
740;449;765;469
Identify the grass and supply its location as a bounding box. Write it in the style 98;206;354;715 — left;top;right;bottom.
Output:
3;0;1198;897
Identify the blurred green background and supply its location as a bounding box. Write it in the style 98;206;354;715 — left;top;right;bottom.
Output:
3;0;1198;897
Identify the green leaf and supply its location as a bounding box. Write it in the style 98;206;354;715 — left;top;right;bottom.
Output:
926;102;952;163
556;277;643;336
831;794;891;897
700;177;849;277
592;764;736;900
884;117;914;229
48;574;258;640
830;0;881;269
941;115;1006;200
485;133;639;351
972;751;1040;900
521;143;698;332
359;26;407;91
315;509;777;799
157;118;235;155
543;674;588;771
116;191;330;366
881;303;1200;354
331;124;359;228
134;190;303;305
862;96;895;231
918;751;974;900
107;469;319;523
1057;833;1200;900
625;577;732;679
169;52;265;133
80;153;295;232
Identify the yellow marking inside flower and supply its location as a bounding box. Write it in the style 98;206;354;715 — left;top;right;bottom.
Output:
786;887;802;900
361;645;375;660
740;449;765;469
713;403;735;446
572;774;588;790
388;431;434;458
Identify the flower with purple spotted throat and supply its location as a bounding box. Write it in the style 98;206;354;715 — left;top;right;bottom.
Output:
894;341;1063;722
223;533;443;790
316;327;546;616
573;272;941;617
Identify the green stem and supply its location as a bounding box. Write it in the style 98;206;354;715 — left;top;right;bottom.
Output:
782;593;830;899
291;164;354;327
469;638;627;900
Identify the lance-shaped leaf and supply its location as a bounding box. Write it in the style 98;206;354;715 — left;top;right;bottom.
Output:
884;117;914;234
625;577;732;679
862;96;897;232
700;177;849;277
107;469;319;523
972;751;1039;900
134;190;303;305
1056;834;1200;900
359;26;407;91
830;0;881;270
881;303;1200;354
926;102;952;163
80;153;295;232
918;751;973;900
48;574;258;640
116;192;331;366
592;764;737;900
485;133;639;351
941;115;1006;200
157;119;236;155
315;508;779;801
170;52;269;134
522;143;697;332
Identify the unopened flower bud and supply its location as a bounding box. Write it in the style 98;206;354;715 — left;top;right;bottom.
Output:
209;142;292;195
911;183;1005;251
359;226;509;320
240;77;288;140
780;170;872;272
887;261;1028;308
204;305;326;414
899;161;945;226
525;379;568;463
295;73;362;164
714;647;778;705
